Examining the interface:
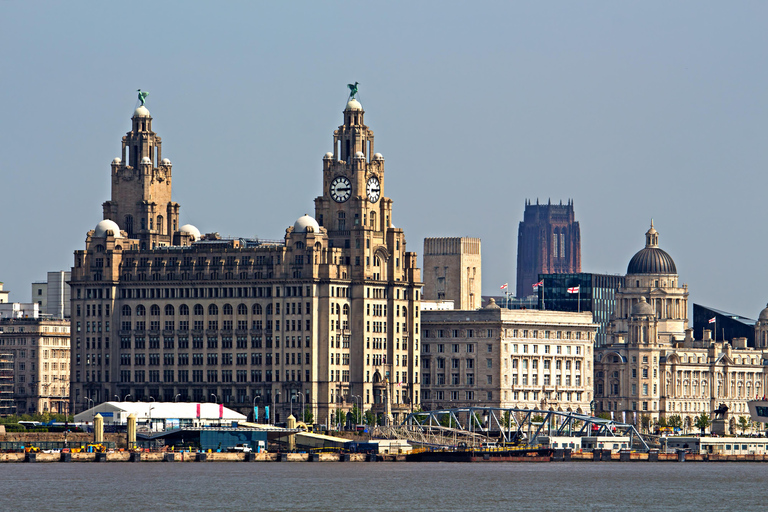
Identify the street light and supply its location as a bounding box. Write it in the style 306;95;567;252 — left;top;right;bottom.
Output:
272;392;280;425
124;394;132;401
211;394;217;404
175;394;181;403
295;391;305;423
114;395;119;402
149;396;155;402
352;395;361;428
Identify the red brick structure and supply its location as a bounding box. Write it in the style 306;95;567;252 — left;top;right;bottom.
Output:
516;199;581;298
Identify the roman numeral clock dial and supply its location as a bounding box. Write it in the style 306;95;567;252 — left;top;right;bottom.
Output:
330;176;351;203
366;176;380;203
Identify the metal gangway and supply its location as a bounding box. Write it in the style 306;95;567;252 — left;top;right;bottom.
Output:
402;407;649;452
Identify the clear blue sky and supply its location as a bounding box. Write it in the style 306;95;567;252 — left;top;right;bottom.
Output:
2;1;767;320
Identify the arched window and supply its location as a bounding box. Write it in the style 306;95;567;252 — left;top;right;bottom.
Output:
194;304;204;316
95;245;105;253
136;305;146;316
209;304;219;316
157;215;164;235
402;307;407;318
237;304;247;315
165;304;175;316
122;305;131;317
253;304;262;315
223;304;233;315
295;241;305;249
370;211;376;228
150;304;160;316
179;304;189;316
338;211;346;231
343;304;350;316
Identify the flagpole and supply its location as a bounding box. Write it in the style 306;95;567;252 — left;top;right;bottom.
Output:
578;287;581;313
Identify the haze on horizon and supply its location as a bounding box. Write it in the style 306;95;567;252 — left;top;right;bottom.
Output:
2;1;767;322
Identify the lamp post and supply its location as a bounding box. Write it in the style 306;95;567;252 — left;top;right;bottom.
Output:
352;395;361;429
211;394;217;404
175;394;181;403
124;394;132;401
114;395;120;402
295;391;305;423
273;392;280;425
149;396;155;402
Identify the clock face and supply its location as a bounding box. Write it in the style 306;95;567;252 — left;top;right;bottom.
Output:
330;176;351;203
366;176;381;203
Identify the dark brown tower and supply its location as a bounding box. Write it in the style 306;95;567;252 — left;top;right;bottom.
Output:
516;199;581;297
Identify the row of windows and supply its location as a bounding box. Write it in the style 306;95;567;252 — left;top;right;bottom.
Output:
114;368;311;384
116;352;312;367
119;302;312;317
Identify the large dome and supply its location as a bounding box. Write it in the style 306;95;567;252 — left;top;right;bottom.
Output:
627;222;677;275
133;105;151;117
94;219;122;238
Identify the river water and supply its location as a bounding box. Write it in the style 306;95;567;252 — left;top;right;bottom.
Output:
6;462;768;511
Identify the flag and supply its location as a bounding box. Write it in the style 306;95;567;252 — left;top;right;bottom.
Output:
708;317;716;324
500;283;508;290
532;280;543;289
567;286;580;294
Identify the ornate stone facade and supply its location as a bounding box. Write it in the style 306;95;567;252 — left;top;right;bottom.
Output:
595;223;766;426
70;96;422;425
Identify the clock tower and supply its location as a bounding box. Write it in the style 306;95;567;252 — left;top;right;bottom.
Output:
314;93;422;418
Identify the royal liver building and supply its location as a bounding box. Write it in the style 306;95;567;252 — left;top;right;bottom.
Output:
70;91;423;425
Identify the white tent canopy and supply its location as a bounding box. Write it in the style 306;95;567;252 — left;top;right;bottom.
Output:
74;401;246;426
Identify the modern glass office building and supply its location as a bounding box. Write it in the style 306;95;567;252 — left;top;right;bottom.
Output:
536;273;625;346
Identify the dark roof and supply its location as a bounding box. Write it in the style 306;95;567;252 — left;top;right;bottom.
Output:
627;247;677;275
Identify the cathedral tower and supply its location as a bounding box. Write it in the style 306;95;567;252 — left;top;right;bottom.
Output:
516;199;581;298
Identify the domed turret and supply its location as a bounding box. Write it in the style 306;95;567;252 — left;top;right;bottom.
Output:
112;157;121;165
759;304;768;322
294;214;320;233
323;152;334;160
94;219;122;238
345;98;362;111
485;298;501;310
372;153;384;160
179;224;201;241
161;158;171;165
354;151;365;160
632;297;654;316
133;105;151;118
627;221;677;274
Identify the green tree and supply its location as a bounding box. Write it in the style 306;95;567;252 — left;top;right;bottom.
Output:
597;412;611;421
640;415;652;433
694;413;710;435
334;409;346;429
668;415;683;430
351;405;362;424
657;416;668;428
738;416;751;435
532;415;545;423
364;410;375;426
302;409;314;425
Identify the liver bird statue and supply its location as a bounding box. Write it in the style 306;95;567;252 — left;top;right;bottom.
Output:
347;82;359;100
137;89;149;107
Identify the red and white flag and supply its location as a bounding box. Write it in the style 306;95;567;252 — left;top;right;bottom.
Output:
500;283;508;290
708;317;716;324
567;286;580;294
532;280;543;289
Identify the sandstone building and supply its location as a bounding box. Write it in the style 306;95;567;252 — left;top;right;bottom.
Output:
516;199;580;298
421;300;597;413
70;95;422;426
0;303;70;414
595;223;767;426
423;237;481;310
